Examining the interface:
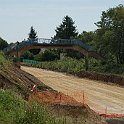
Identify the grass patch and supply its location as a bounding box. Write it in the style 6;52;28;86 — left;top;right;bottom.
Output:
0;89;66;124
0;51;11;69
0;89;26;123
35;57;85;73
17;101;65;124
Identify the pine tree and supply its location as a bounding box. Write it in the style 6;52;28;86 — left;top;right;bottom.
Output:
54;16;81;59
28;26;40;55
54;15;78;39
28;26;37;41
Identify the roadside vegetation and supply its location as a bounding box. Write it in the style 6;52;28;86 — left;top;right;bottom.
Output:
0;52;66;124
0;51;10;68
20;5;124;76
0;89;65;124
36;58;85;73
0;4;124;124
23;57;124;75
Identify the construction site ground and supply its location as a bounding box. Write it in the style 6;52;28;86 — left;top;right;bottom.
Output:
22;66;124;115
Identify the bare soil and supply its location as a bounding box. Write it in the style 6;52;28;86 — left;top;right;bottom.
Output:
21;66;124;115
0;64;107;123
0;65;51;98
29;91;106;124
30;91;83;105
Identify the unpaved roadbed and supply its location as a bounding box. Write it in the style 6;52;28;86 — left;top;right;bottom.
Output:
21;66;124;114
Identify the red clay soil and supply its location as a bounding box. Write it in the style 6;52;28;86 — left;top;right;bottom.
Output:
29;91;108;124
29;90;83;106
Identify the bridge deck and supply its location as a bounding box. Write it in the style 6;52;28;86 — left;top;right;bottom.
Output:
3;38;105;61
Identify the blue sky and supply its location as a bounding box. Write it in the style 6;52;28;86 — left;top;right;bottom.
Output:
0;0;123;43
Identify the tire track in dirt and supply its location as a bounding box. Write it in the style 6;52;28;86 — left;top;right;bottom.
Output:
21;66;124;114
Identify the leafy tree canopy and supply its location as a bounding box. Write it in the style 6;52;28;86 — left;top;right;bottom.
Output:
34;49;60;61
21;50;34;60
78;31;95;45
93;4;124;64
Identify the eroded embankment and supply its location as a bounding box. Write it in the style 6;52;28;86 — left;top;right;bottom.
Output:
29;91;106;124
0;65;51;98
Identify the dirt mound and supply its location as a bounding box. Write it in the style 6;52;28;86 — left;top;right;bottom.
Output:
29;91;107;124
50;104;107;124
30;91;83;106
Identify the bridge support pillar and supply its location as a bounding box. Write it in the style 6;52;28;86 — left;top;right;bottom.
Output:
13;46;21;68
16;50;20;62
85;55;89;71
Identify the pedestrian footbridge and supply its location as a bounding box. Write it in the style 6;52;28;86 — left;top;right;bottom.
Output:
4;38;104;60
4;38;105;70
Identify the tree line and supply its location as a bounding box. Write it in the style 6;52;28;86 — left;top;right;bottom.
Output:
1;5;124;64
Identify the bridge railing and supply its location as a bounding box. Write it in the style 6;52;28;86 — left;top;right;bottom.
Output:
37;38;51;44
4;38;96;54
37;38;96;52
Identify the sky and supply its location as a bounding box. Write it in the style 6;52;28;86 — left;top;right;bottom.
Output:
0;0;123;43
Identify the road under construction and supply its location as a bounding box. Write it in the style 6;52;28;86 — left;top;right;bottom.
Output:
22;66;124;115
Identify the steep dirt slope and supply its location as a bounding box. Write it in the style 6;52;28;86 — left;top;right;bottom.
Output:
30;91;106;124
0;65;51;98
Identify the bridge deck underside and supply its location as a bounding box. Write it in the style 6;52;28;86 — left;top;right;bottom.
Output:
8;43;104;61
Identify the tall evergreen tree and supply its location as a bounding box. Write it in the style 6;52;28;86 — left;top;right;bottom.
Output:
54;15;78;39
54;16;82;59
28;26;40;55
28;26;37;41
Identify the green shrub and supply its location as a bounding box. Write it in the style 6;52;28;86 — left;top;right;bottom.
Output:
37;57;85;73
0;89;66;124
21;51;34;60
17;102;64;124
34;50;60;62
0;51;10;68
25;57;124;75
0;89;26;122
90;63;124;75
